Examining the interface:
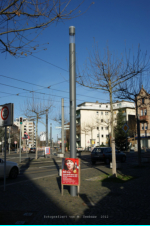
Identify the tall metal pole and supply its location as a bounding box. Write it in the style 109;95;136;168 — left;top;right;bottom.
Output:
50;123;52;155
20;123;22;163
4;127;7;191
69;26;77;196
61;98;64;154
46;109;48;147
135;96;141;166
36;113;38;160
9;127;10;154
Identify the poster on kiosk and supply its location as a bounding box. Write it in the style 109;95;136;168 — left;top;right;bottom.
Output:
61;158;80;186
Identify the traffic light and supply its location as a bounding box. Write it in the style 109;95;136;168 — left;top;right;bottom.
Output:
20;117;23;124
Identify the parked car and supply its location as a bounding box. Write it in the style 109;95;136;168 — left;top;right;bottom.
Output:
91;147;126;164
29;148;36;153
0;158;19;179
76;147;84;152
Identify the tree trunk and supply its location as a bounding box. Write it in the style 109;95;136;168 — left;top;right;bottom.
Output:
109;81;117;177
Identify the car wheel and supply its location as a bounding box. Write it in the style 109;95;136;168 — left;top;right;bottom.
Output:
121;156;126;163
9;167;18;179
105;158;110;165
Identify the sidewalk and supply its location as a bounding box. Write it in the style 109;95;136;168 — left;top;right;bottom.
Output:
0;153;150;224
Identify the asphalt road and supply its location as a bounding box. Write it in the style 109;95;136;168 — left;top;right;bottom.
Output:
0;151;94;187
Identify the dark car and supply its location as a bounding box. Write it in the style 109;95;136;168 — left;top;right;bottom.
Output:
29;148;36;153
91;147;126;164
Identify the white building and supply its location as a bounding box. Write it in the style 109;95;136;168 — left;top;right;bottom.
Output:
76;100;135;149
14;118;36;148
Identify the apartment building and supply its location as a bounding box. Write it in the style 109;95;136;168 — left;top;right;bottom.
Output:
137;87;150;148
14;118;36;148
76;100;135;149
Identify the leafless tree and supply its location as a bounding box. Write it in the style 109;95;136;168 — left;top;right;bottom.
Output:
77;44;149;176
21;93;53;159
0;0;94;56
81;122;90;149
115;74;150;165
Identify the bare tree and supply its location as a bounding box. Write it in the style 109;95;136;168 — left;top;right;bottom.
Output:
81;122;90;149
115;74;150;165
0;0;94;56
21;94;53;159
77;44;149;176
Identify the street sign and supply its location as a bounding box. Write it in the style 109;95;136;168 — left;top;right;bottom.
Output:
8;138;11;144
14;141;17;144
0;103;14;127
122;123;129;133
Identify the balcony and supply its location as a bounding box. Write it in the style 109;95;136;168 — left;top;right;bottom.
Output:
139;115;148;122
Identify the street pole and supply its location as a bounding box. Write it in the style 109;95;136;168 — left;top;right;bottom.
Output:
135;96;141;166
9;127;10;154
57;134;58;149
4;127;6;191
61;98;64;155
46;109;48;147
36;113;38;160
69;26;77;196
20;123;22;163
126;121;127;152
50;123;52;156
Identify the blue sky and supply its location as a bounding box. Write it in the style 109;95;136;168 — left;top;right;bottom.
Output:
1;0;150;141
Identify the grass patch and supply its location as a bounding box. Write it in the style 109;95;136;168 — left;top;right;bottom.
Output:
100;174;135;183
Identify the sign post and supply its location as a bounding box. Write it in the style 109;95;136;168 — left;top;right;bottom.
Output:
61;158;80;196
19;117;23;163
0;103;14;192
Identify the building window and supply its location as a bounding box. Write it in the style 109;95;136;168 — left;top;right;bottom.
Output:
97;127;99;130
106;105;108;108
145;123;148;130
144;109;147;115
106;135;109;138
96;111;99;115
96;119;99;123
99;105;101;108
97;142;99;146
105;112;108;115
101;135;103;138
142;123;144;130
117;103;121;107
97;134;99;137
101;127;103;130
105;127;108;130
141;110;143;116
101;119;103;122
142;98;144;104
101;112;103;115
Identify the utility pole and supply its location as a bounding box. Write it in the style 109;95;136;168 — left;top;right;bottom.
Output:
19;117;23;163
135;95;141;166
36;113;38;160
61;98;64;155
69;26;76;196
50;123;52;155
9;127;10;154
46;109;48;147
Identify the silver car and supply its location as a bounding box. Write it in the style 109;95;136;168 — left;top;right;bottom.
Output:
0;158;19;179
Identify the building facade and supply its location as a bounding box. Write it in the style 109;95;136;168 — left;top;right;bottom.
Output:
137;87;150;148
76;100;135;149
14;118;36;148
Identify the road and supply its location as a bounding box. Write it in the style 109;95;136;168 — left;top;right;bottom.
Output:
1;150;150;187
0;151;94;187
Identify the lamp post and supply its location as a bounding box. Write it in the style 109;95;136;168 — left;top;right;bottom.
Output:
69;26;76;196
